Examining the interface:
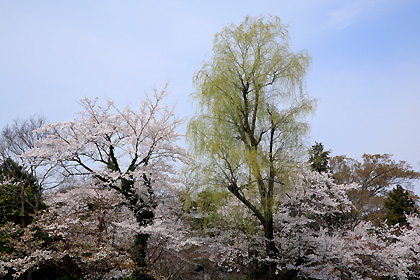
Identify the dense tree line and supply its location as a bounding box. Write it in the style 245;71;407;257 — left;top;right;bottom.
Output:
1;16;420;280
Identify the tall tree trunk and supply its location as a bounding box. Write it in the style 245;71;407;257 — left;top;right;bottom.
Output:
107;148;158;279
20;185;26;227
130;199;156;280
132;232;154;280
263;215;278;280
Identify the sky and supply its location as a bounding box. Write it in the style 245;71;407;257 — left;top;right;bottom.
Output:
1;1;420;192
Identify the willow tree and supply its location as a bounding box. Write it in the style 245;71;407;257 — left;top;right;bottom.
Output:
187;16;315;279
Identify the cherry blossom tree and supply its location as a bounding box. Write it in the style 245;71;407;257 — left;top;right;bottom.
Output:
22;85;185;279
186;167;420;279
0;183;131;279
4;168;420;279
1;178;211;280
0;219;64;279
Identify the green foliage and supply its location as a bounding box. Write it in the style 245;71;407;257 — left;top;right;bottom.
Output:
384;185;419;226
187;15;315;279
187;14;315;211
308;142;330;173
0;222;24;254
188;15;314;162
0;220;56;269
0;158;43;226
184;187;229;231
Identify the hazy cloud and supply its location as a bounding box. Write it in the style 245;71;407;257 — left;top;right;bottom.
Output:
326;0;379;31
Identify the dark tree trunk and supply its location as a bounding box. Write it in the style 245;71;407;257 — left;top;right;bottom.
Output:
131;233;155;279
106;146;157;279
26;268;32;280
128;176;156;280
131;207;156;280
263;216;279;280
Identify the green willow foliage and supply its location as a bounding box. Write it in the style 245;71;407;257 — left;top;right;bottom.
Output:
187;15;315;279
188;15;315;178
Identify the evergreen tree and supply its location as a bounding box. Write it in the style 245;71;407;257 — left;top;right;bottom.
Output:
0;158;40;226
384;184;419;226
308;142;330;173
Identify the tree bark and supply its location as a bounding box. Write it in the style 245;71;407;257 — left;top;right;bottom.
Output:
132;232;155;280
26;267;32;280
129;180;156;280
263;215;279;280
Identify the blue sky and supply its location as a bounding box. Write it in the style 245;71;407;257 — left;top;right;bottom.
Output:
1;1;420;192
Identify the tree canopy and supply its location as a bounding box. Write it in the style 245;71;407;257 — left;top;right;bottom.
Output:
2;14;420;280
308;142;330;173
330;154;420;222
384;184;419;226
187;15;315;279
0;158;41;226
22;86;185;279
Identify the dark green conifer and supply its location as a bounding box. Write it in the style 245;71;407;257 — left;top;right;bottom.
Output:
384;184;419;226
308;142;330;173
